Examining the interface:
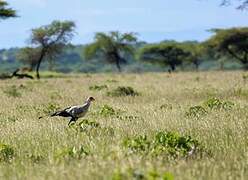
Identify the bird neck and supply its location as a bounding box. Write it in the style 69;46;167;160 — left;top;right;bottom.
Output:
85;100;91;104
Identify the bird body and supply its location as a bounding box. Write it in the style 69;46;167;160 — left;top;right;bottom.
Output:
50;97;95;125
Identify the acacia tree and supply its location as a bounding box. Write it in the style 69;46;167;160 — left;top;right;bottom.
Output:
0;0;16;20
29;20;75;78
84;31;137;72
206;27;248;70
139;43;191;71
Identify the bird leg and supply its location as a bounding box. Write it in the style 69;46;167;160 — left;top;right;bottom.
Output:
68;117;77;126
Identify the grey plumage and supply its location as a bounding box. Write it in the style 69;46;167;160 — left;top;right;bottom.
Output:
50;96;95;125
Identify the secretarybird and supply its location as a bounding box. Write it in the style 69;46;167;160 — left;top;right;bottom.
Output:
49;96;95;126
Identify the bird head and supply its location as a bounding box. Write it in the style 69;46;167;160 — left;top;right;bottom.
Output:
87;96;95;102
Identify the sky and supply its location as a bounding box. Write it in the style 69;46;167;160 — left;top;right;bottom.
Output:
0;0;247;49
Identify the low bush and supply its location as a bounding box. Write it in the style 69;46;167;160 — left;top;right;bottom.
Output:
78;119;100;132
186;98;235;118
107;86;139;97
203;97;234;110
123;131;202;158
99;105;116;117
55;145;90;161
0;144;15;162
185;106;208;118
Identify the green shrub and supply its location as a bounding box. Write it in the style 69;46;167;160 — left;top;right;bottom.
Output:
78;119;100;132
112;170;126;180
185;106;207;118
147;170;174;180
3;85;21;98
99;105;116;117
55;145;90;161
152;132;199;157
203;97;234;110
107;86;139;97
123;135;150;153
0;144;15;162
162;172;174;180
186;98;235;118
89;85;108;91
123;131;202;158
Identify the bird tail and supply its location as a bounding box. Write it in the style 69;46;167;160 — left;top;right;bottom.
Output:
39;115;47;119
50;111;62;117
39;111;60;119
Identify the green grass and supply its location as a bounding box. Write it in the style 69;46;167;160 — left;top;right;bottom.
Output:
0;71;248;179
29;71;78;79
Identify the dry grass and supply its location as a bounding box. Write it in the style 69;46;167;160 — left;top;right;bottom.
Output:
0;71;248;180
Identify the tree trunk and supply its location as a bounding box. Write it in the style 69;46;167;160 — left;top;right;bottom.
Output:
12;69;34;79
112;51;122;72
169;63;176;71
36;50;46;79
195;63;199;71
194;59;199;71
116;60;121;72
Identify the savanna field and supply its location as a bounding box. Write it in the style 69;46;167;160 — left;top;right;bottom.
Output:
1;71;248;180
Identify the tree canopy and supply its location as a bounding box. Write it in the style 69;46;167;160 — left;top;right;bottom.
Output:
180;41;205;70
0;0;16;20
206;27;248;69
139;43;191;71
29;20;76;78
221;0;248;10
84;31;137;72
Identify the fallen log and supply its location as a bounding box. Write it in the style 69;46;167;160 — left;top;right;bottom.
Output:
0;69;34;80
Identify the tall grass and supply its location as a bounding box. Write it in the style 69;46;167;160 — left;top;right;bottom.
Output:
0;71;248;179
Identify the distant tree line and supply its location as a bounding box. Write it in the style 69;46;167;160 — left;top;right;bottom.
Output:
15;26;248;74
1;0;248;78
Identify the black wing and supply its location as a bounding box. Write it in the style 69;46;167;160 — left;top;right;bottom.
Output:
51;107;73;118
